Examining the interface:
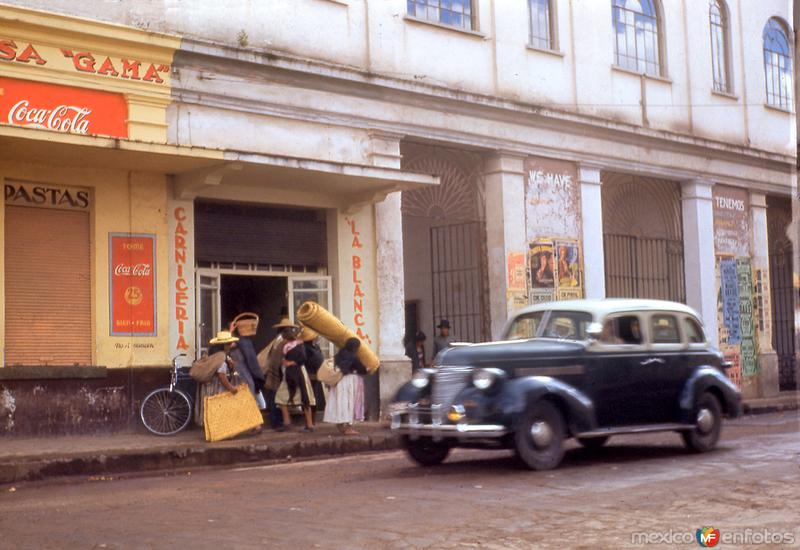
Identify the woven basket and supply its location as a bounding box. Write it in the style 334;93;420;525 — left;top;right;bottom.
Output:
296;301;380;373
204;384;263;442
232;312;259;337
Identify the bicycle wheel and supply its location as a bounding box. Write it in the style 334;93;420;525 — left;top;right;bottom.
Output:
140;388;193;436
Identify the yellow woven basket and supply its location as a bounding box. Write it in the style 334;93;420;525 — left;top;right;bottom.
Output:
204;384;263;442
296;301;380;373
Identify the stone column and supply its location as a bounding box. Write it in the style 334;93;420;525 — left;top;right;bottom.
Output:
681;179;719;346
484;152;527;340
579;164;606;299
750;192;779;397
369;131;412;417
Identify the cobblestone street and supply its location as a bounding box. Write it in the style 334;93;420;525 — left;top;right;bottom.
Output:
2;412;798;549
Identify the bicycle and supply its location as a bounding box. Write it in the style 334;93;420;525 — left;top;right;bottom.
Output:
140;353;195;436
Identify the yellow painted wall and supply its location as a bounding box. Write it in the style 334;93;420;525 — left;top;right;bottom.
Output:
0;160;171;368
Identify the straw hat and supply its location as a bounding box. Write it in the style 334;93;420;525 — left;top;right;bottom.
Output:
272;317;299;330
209;330;239;345
298;325;318;342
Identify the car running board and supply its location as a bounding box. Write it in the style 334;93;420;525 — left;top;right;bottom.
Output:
576;423;697;438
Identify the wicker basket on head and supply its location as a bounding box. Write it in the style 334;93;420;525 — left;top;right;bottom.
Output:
232;312;259;337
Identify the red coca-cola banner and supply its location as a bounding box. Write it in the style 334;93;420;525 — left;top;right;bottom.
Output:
0;76;127;138
110;234;156;336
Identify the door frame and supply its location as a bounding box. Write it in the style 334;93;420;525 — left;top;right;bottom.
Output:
195;267;332;358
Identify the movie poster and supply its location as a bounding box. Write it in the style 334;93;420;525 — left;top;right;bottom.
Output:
529;241;555;290
507;252;527;292
555;240;582;289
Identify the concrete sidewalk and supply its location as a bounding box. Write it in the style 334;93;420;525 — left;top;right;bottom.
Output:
742;391;800;414
1;392;796;487
0;423;399;486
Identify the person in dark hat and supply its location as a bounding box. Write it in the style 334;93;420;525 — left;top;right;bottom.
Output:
403;330;427;372
433;319;455;358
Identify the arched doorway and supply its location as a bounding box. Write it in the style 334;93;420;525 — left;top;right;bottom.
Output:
602;173;686;302
767;196;796;391
401;142;489;356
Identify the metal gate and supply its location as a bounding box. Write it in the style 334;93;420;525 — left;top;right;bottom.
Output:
430;222;489;344
769;248;797;391
604;234;686;303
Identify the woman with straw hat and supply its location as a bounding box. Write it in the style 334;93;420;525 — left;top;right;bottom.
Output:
273;318;316;432
193;330;242;427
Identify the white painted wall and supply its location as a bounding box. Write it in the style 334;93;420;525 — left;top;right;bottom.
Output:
11;0;794;160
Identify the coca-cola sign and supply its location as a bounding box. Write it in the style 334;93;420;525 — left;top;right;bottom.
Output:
0;76;127;138
109;234;156;336
8;100;92;134
113;263;152;277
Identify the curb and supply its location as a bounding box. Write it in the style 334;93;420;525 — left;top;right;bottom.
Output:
742;402;799;415
0;431;401;486
742;394;799;415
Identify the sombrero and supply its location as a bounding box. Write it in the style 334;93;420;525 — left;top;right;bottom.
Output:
272;317;299;330
209;330;239;345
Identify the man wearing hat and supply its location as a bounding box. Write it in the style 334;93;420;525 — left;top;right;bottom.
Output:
433;319;455;358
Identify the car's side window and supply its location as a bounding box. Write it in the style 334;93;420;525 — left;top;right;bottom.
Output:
651;314;681;344
600;315;643;346
507;311;544;340
683;317;706;344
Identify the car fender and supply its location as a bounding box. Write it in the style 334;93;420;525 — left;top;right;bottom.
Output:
500;376;597;435
393;381;423;403
679;366;742;420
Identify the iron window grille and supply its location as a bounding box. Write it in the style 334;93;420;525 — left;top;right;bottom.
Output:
763;18;793;110
407;0;475;31
612;0;662;77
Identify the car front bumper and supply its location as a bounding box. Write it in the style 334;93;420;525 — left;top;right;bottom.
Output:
389;405;508;440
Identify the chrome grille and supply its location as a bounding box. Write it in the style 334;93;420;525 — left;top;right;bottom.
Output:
431;367;472;408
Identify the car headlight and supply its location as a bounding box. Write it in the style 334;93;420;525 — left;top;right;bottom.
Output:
411;369;433;389
472;368;504;390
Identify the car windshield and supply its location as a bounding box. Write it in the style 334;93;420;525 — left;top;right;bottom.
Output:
506;310;594;341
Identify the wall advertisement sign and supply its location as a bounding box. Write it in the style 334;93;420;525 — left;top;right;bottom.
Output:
0;76;127;138
109;233;157;337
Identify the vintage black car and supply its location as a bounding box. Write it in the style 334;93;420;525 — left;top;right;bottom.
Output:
390;299;742;470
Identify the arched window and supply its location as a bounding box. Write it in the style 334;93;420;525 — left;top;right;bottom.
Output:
529;0;557;51
612;0;663;76
709;0;731;93
763;18;793;110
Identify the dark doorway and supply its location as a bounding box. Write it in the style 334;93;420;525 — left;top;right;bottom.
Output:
405;301;420;340
767;196;796;391
221;275;287;352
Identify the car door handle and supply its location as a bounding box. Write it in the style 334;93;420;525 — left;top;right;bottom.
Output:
640;357;666;366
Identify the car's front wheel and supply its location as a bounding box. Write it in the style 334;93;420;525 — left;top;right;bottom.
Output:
515;400;566;470
403;436;451;466
681;392;722;452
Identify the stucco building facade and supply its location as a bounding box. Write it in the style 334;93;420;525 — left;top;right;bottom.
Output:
0;0;795;434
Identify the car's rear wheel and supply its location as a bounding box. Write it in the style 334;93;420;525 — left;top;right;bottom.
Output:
681;392;722;452
577;436;610;449
403;436;451;466
515;400;566;470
